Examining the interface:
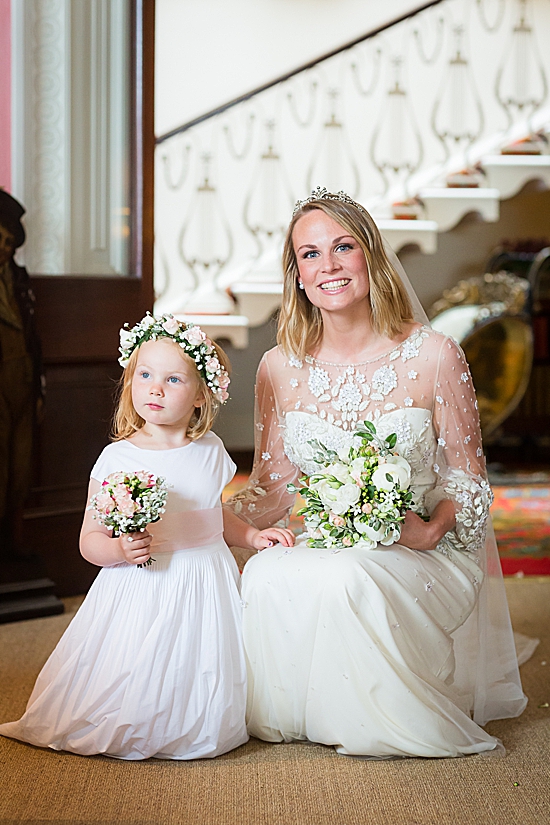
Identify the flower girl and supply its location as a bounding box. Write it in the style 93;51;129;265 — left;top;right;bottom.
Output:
0;314;293;760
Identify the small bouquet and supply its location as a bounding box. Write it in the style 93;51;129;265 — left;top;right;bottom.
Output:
288;421;414;551
88;471;168;567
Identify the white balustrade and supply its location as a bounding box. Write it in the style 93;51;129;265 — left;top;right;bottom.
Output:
155;0;550;334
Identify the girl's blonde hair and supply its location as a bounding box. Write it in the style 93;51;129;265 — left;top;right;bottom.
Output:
112;338;231;442
278;199;414;358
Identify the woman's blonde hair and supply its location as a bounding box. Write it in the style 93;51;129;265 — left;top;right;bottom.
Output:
278;198;414;358
112;338;231;442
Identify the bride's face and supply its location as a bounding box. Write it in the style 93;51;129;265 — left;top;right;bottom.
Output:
293;209;370;315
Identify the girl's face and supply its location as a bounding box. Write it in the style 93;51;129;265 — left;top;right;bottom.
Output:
131;339;204;432
293;209;370;315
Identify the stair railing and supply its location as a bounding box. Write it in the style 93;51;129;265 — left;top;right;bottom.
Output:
154;0;550;320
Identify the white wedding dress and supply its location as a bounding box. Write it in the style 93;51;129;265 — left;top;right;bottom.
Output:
227;326;531;758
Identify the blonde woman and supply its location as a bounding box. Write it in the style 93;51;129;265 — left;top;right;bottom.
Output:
226;189;530;759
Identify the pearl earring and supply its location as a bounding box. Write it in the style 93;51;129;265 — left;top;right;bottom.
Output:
298;280;305;290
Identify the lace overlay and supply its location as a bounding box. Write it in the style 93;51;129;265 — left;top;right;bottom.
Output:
225;326;492;559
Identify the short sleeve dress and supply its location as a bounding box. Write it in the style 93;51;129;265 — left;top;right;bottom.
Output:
0;431;248;760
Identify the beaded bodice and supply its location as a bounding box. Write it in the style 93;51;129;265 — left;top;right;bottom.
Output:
227;327;492;559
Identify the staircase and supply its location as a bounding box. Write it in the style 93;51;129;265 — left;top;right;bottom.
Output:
154;0;550;348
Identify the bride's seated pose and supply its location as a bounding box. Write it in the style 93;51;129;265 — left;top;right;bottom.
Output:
226;188;533;758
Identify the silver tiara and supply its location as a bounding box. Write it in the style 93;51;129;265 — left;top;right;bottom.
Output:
292;187;366;217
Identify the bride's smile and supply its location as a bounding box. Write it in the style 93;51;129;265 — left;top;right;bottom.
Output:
293;209;370;311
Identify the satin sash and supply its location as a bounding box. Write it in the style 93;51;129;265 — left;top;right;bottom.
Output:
148;508;224;553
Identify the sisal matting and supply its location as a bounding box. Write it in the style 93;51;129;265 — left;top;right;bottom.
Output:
0;578;549;825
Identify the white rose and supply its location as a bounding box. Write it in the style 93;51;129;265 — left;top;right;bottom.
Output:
119;329;135;348
371;465;402;491
382;455;411;488
311;478;360;515
329;482;362;515
325;463;351;484
364;523;387;542
379;526;401;546
337;446;351;462
142;314;156;328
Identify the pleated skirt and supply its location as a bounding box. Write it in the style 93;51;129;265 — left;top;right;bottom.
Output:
0;542;248;760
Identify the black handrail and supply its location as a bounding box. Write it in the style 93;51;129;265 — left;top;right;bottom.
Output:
156;0;444;145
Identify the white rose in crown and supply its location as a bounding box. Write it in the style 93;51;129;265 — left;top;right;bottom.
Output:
142;314;156;328
120;329;135;348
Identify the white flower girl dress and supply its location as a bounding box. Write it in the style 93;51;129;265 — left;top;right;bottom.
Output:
0;431;248;760
226;327;534;758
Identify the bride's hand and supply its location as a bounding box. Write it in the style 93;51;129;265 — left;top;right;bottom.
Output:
399;500;456;551
252;527;295;551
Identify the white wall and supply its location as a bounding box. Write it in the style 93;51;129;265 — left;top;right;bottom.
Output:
155;0;420;136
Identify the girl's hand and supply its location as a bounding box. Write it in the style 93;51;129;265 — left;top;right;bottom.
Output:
252;527;295;552
119;530;152;565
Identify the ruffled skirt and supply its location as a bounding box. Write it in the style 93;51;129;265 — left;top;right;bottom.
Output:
0;542;248;760
242;539;499;758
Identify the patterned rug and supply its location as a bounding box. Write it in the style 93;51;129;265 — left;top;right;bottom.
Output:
491;485;550;576
224;475;550;576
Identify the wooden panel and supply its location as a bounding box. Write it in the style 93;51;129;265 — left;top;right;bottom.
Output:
31;276;150;362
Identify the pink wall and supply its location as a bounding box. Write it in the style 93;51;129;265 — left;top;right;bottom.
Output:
0;0;11;191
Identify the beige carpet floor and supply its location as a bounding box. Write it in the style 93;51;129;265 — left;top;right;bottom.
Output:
0;578;549;825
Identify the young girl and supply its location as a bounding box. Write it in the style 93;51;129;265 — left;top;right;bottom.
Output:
0;314;293;760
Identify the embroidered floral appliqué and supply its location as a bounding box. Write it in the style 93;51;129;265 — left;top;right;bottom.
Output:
308;366;330;398
371;365;398;397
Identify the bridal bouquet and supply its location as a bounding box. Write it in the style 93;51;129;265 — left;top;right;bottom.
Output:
288;421;414;551
88;471;168;567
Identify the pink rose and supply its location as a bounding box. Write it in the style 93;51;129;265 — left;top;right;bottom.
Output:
342;536;352;546
162;316;180;334
205;357;220;373
330;515;345;527
219;389;229;403
183;326;206;345
217;373;230;388
361;502;372;514
135;470;155;487
118;497;138;517
95;490;115;514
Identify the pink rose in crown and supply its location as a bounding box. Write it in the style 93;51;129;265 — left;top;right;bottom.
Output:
162;316;180;335
205;357;220;373
217;373;230;389
183;326;206;345
220;389;229;403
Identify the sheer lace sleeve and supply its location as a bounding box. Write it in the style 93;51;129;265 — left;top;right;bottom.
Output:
424;336;493;559
224;353;299;530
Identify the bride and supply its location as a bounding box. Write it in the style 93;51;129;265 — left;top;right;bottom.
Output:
226;188;531;758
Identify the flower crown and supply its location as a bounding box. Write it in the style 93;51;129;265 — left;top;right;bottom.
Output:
118;313;230;403
292;186;367;217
